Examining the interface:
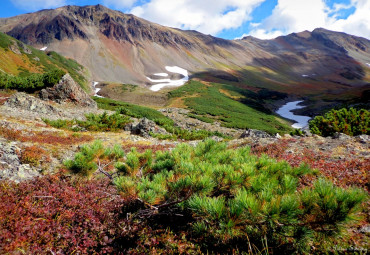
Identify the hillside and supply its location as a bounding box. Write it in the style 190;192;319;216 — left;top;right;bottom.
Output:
0;4;369;114
0;31;88;90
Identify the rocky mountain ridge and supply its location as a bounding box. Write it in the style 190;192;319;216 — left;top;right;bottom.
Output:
1;4;369;98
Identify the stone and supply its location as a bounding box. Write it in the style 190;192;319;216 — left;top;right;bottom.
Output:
209;136;224;142
332;132;351;140
0;141;40;183
40;74;97;108
130;118;168;138
5;92;61;115
356;135;369;144
240;129;271;139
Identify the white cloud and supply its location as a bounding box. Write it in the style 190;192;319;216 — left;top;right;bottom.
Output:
249;0;370;39
130;0;266;35
103;0;138;9
328;0;370;39
11;0;66;11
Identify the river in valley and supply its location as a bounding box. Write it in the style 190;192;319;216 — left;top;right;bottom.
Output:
276;101;311;129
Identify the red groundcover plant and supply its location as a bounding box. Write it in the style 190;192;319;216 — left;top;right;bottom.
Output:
0;174;125;254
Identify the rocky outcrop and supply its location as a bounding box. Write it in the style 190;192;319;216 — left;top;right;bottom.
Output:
0;140;40;183
5;92;61;115
40;74;97;108
240;129;272;139
129;118;168;138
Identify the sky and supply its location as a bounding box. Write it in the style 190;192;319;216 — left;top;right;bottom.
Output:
0;0;369;40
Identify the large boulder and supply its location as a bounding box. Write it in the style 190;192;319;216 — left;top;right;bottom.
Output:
240;129;272;139
130;118;168;138
5;92;61;115
0;140;40;183
40;74;97;108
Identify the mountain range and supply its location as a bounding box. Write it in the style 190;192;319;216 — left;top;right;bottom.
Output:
0;4;369;113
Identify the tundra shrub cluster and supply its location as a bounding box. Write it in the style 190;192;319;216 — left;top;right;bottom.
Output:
309;107;369;136
66;139;368;254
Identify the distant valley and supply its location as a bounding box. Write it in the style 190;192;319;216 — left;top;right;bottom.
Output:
0;4;369;118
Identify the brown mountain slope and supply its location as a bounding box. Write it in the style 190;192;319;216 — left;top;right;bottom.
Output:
0;4;369;101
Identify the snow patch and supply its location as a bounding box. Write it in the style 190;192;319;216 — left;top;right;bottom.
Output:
40;46;47;51
93;81;104;98
147;66;189;92
366;63;370;67
302;74;309;77
154;73;169;77
276;101;311;129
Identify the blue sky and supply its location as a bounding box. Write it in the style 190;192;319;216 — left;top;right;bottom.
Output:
1;0;369;39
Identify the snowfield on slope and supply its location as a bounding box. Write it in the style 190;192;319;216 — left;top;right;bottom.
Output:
147;66;189;92
93;81;103;98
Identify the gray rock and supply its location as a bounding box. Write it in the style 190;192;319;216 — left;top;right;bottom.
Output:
240;129;271;139
130;118;168;138
356;135;369;144
40;74;97;108
5;92;61;115
208;136;224;142
332;132;351;140
0;141;40;183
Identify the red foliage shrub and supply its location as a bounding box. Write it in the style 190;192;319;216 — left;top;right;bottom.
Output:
20;145;50;166
0;174;199;254
122;142;175;153
0;127;92;145
251;140;369;191
0;175;125;254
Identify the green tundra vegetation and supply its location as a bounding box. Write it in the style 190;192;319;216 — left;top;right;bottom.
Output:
169;80;292;134
94;97;228;140
43;111;132;132
309;107;369;136
0;32;87;90
65;139;368;254
0;69;65;92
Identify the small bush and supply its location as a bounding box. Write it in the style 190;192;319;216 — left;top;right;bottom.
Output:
309;107;369;136
20;146;49;166
44;111;132;132
0;69;66;92
64;140;125;177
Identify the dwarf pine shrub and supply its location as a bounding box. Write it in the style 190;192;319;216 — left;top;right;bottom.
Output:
0;69;65;92
44;111;132;132
64;140;125;177
68;139;367;253
309;107;369;136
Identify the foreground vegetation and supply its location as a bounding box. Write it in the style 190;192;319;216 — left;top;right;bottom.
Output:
169;80;292;134
60;140;367;253
309;107;369;136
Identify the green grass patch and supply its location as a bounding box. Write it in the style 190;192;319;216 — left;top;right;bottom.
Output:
187;113;215;124
43;112;132;132
94;97;229;140
94;97;169;121
169;80;292;134
121;84;138;92
0;32;12;49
